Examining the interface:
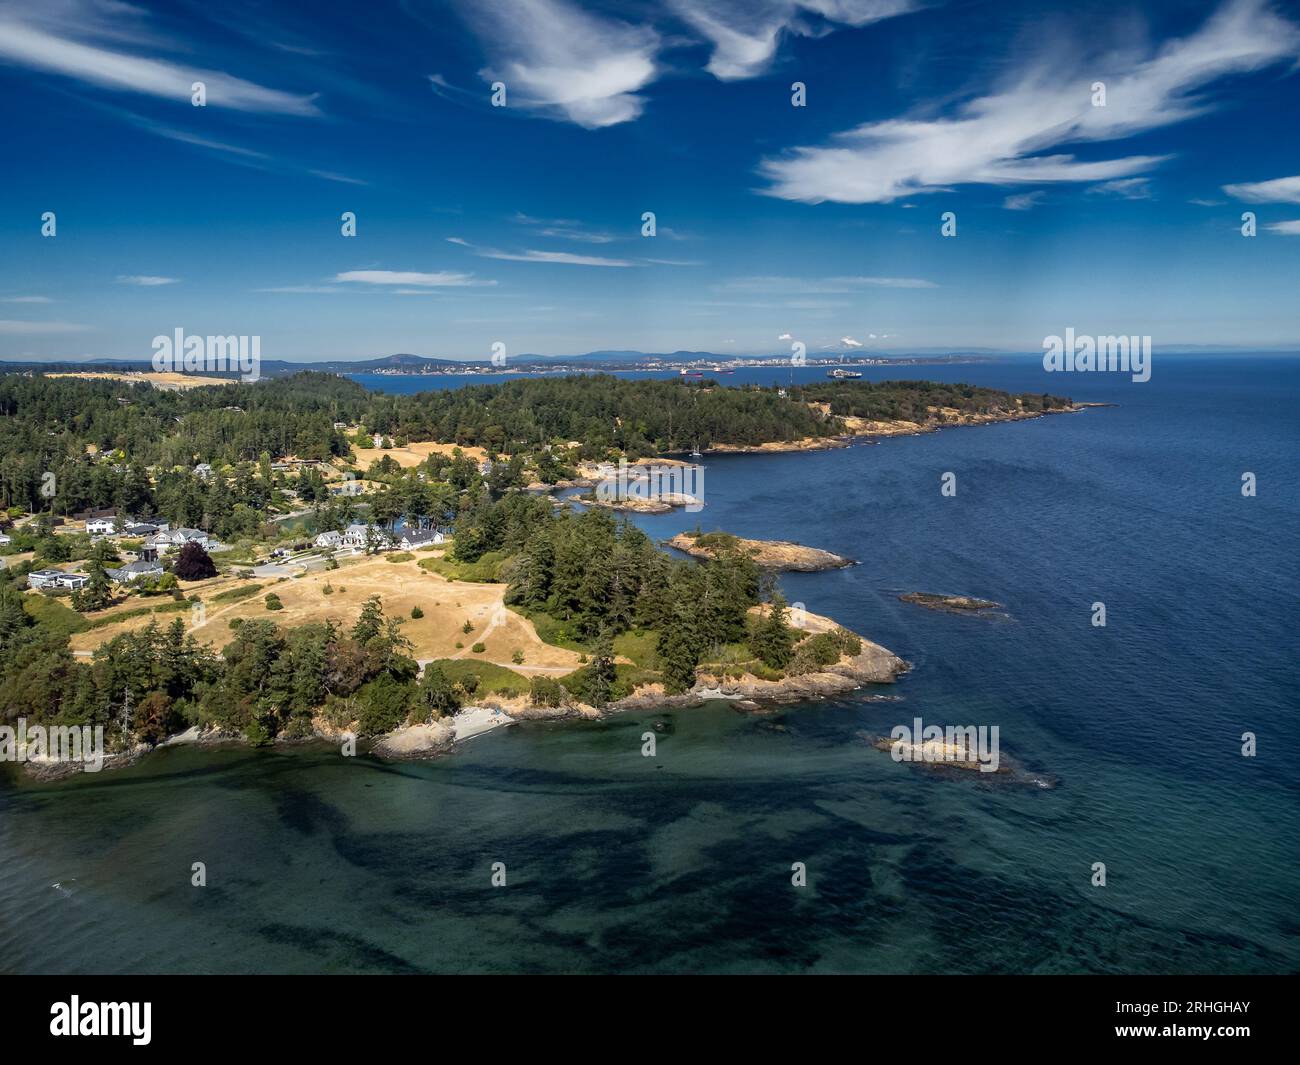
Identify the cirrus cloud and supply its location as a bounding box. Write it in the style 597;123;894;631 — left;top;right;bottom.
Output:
759;0;1300;203
1223;175;1300;203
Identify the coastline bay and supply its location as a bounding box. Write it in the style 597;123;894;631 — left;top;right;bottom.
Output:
2;355;1296;974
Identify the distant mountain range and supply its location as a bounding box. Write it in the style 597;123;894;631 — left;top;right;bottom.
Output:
0;349;1003;378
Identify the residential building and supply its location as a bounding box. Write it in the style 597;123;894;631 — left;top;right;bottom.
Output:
397;528;445;549
145;527;210;555
107;560;164;584
27;569;89;591
342;523;395;550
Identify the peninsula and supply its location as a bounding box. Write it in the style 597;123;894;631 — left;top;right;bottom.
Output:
0;370;1082;777
668;531;853;571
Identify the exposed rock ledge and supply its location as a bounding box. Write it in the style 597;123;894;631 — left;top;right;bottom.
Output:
17;615;904;776
584;492;701;514
899;591;1002;613
668;531;852;571
614;634;908;712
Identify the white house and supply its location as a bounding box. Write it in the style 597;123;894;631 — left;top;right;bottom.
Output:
144;527;210;556
86;518;117;536
0;533;11;546
343;523;395;550
28;569;89;591
107;560;163;584
397;528;445;549
314;530;343;549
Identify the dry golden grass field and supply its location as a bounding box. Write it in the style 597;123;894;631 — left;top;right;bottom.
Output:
349;440;489;469
69;554;584;675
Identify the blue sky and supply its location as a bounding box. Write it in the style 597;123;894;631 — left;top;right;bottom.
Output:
2;0;1299;361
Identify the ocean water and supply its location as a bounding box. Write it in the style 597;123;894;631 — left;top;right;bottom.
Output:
1;355;1297;974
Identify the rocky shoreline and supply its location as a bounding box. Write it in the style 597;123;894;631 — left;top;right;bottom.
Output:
15;622;908;777
667;531;852;571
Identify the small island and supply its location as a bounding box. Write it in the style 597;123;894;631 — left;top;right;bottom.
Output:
899;592;1003;613
668;531;853;571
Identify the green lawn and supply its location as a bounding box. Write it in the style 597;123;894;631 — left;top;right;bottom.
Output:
517;608;590;653
22;594;89;636
210;583;263;603
417;550;507;583
424;658;529;698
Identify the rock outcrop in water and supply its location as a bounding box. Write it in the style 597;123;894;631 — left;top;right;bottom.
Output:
668;531;853;571
899;592;1002;613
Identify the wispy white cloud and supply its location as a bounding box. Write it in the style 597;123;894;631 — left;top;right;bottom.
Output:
721;275;937;293
334;270;493;287
2;295;53;303
1088;177;1154;200
514;213;615;243
0;1;320;115
1264;220;1300;234
450;236;642;267
455;0;658;128
759;0;1300;203
309;169;368;186
1223;175;1300;203
670;0;918;80
257;285;341;294
840;335;864;348
0;319;89;334
1003;191;1046;211
116;275;178;286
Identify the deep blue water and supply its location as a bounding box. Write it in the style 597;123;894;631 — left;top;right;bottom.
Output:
1;356;1296;974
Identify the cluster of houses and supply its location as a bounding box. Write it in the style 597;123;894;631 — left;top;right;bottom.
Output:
76;510;218;559
25;511;221;591
313;524;447;552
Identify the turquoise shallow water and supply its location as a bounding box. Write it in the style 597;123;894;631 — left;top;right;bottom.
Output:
1;355;1297;974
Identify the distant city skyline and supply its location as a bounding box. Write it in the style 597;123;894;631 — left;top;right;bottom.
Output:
3;0;1300;362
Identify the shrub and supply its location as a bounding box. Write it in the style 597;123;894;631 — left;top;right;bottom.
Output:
212;583;261;603
787;632;841;676
471;642;486;654
411;605;424;619
831;626;862;655
264;593;284;611
354;674;415;736
173;541;218;581
462;619;473;634
511;648;524;664
530;676;564;707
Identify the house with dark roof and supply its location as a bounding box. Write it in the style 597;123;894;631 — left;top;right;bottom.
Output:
107;560;164;584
